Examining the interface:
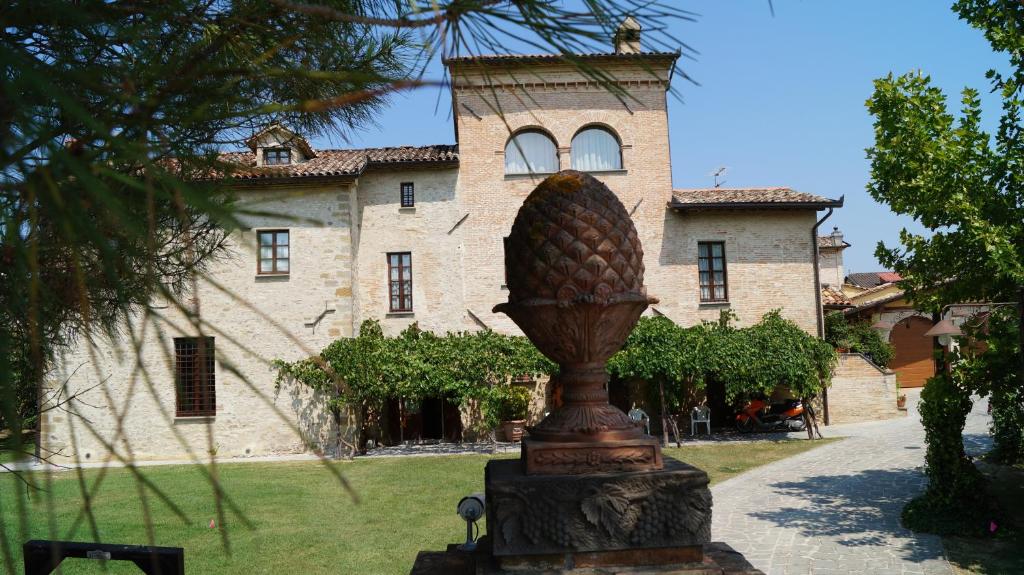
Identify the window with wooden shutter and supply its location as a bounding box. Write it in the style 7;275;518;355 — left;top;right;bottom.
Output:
174;337;216;417
387;252;412;312
258;230;289;275
698;242;728;302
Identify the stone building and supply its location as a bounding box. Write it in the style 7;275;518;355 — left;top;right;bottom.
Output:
42;22;844;461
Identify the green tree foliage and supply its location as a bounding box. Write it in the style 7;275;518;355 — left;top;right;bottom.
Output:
865;0;1024;322
274;320;555;456
0;0;694;454
0;0;416;444
824;311;895;367
866;0;1024;530
902;372;992;536
492;386;532;422
606;315;710;412
0;0;698;561
608;311;837;417
957;308;1024;463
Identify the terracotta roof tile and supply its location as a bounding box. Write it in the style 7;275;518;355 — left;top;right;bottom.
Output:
217;145;458;181
818;236;851;249
444;51;680;65
846;271;899;289
669;188;843;210
822;286;853;307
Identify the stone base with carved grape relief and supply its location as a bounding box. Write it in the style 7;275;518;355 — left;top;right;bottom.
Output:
486;457;712;558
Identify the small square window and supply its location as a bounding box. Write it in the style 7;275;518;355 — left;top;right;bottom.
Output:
258;229;290;275
264;148;291;166
400;182;415;208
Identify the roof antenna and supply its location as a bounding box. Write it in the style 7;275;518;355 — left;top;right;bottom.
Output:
709;166;728;188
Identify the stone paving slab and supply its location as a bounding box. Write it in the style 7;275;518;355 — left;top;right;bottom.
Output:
709;390;992;575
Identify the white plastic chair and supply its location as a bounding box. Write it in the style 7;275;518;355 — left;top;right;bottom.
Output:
691;405;711;436
628;407;651;435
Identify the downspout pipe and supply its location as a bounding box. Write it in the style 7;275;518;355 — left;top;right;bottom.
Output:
812;207;835;340
811;195;844;426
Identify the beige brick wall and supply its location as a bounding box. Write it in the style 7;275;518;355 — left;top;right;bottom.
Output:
42;186;356;461
352;167;465;335
43;58;828;462
818;247;844;288
453;61;819;333
826;353;903;424
654;210;819;331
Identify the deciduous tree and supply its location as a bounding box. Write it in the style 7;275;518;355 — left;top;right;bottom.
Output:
866;0;1024;531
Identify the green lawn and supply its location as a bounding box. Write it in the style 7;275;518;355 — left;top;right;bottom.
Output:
0;439;836;574
0;438;35;465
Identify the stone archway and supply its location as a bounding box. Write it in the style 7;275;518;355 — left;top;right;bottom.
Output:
888;316;936;388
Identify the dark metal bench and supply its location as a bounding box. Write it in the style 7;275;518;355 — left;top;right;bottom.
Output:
23;540;184;575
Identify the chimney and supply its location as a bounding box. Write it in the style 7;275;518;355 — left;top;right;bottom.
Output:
614;16;642;54
830;226;844;248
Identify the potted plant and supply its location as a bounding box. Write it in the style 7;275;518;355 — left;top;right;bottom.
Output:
836;338;854;354
897;393;907;410
495;385;531;442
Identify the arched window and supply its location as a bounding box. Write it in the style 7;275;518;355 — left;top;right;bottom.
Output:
505;130;558;175
571;127;622;171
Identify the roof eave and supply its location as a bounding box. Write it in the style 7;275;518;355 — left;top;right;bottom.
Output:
668;197;845;212
225;173;359;186
222;157;460;185
444;51;681;68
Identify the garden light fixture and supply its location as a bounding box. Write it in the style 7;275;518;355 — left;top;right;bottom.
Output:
924;318;962;347
870;319;894;331
456;493;485;551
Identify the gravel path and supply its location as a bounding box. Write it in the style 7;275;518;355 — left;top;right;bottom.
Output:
710;389;992;575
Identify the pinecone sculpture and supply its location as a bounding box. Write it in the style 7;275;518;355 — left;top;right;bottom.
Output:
494;170;660;456
503;171;647;305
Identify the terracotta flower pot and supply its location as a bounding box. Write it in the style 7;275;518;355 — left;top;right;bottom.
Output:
501;420;526;442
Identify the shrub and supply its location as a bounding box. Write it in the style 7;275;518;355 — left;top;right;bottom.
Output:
902;373;992;536
609;310;837;419
824;311;895;367
490;385;531;422
274;320;555;454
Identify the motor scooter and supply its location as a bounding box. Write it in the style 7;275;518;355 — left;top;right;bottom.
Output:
735;398;806;433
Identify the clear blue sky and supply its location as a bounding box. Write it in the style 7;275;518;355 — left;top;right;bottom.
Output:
313;1;1009;274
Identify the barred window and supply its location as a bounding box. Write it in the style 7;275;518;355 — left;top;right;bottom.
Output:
698;242;728;302
264;147;291;165
258;230;289;274
175;337;216;417
401;182;415;208
387;252;412;312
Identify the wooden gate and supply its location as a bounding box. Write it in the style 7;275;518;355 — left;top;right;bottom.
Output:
889;316;936;388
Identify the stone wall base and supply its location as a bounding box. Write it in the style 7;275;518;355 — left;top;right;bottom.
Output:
409;541;764;574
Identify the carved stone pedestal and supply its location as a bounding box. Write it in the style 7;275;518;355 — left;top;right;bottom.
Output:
520;438;663;476
409;541;765;574
486;457;710;566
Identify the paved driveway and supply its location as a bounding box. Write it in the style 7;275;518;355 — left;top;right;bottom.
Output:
711;390;992;575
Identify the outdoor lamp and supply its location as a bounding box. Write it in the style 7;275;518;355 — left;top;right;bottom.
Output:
456;493;485;551
924;318;963;347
